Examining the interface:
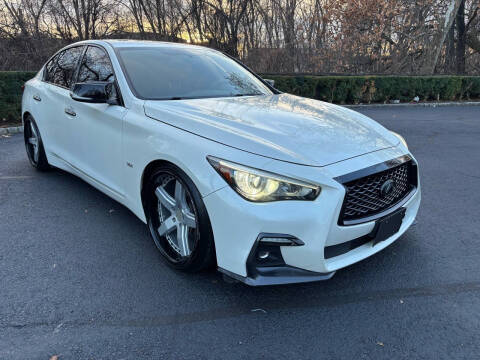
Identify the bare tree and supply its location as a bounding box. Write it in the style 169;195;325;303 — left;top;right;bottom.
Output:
420;0;463;74
51;0;118;40
1;0;48;37
1;0;480;74
191;0;251;56
466;0;480;53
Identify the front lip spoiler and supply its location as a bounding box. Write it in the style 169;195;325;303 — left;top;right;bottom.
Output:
218;266;335;286
219;232;335;286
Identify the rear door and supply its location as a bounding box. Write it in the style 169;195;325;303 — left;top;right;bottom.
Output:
65;45;127;198
41;46;84;161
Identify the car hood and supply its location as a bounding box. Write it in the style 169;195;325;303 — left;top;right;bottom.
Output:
144;94;399;166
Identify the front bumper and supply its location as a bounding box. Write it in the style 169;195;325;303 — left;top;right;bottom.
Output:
203;147;421;286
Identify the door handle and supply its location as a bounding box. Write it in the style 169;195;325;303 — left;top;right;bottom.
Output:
33;94;41;102
64;107;76;117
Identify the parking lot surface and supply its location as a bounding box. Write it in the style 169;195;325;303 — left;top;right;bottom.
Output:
1;105;479;359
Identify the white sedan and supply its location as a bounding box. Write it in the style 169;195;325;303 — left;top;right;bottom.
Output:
22;40;421;285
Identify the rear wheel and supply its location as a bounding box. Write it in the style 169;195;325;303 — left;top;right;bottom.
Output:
145;164;216;272
24;115;50;171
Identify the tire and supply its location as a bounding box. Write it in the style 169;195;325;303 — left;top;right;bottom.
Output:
145;163;216;272
24;115;50;171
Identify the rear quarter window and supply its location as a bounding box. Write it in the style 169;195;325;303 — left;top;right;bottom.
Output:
44;46;84;88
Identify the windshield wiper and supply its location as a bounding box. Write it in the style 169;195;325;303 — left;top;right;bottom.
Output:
233;93;263;97
156;94;263;100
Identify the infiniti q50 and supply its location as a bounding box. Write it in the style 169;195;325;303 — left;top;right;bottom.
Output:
22;40;421;285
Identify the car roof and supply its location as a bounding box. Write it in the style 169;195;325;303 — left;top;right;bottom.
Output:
75;39;217;53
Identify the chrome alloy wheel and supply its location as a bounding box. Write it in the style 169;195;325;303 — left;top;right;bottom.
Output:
155;174;198;257
146;166;216;272
27;120;39;163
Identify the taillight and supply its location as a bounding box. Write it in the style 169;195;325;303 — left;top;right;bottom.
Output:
21;84;25;93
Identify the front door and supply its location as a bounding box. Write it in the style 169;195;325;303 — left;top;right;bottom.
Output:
65;45;127;199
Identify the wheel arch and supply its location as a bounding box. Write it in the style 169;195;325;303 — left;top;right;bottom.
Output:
140;159;172;214
22;111;32;125
22;112;45;145
140;157;217;270
138;156;219;228
140;158;205;218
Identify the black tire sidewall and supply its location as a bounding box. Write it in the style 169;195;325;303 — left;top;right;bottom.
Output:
24;117;37;167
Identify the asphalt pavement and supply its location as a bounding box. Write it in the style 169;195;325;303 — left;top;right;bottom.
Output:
1;105;479;359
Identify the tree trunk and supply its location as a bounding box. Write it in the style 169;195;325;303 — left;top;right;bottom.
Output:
445;19;456;73
282;0;297;73
420;0;463;74
456;0;466;74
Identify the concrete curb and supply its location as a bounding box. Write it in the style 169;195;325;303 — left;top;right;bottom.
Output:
345;101;480;108
0;125;24;135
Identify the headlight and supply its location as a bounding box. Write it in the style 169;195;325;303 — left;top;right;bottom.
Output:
391;131;408;149
207;156;320;202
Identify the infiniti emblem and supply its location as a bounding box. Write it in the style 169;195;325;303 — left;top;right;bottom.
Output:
380;179;395;198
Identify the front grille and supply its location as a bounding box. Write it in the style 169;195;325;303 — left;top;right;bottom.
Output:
339;160;416;224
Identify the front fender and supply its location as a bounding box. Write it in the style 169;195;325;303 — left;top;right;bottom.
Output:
121;107;273;223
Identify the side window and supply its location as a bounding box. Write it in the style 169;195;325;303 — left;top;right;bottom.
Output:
44;46;83;88
78;46;115;83
44;55;60;83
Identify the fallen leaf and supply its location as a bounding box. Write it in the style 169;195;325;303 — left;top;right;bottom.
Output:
376;341;384;347
53;323;63;333
251;308;267;313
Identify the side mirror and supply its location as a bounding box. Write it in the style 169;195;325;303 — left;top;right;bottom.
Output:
70;82;118;105
264;79;275;87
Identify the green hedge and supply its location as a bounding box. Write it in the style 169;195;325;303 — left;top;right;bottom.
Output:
265;75;480;104
2;72;480;124
0;71;36;123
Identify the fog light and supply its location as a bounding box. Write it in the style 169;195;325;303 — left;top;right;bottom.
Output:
247;233;305;273
258;251;270;260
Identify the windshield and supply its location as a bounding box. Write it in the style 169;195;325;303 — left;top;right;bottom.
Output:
117;46;273;100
